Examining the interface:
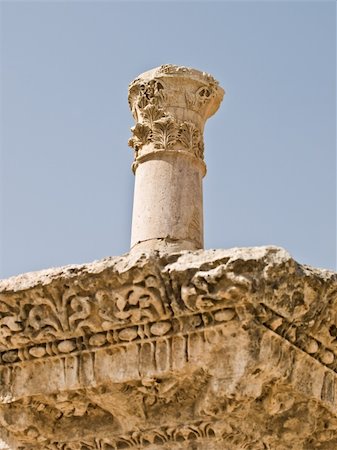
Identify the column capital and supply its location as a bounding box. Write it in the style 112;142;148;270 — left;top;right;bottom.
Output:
128;64;224;172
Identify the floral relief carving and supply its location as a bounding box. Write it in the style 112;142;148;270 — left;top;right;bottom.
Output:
96;281;167;327
1;248;337;449
128;123;152;153
152;117;177;150
0;290;71;348
136;80;166;110
68;296;92;331
196;85;214;106
0;269;169;350
141;104;166;128
184;85;217;112
129;114;204;160
177;269;252;314
5;67;337;450
13;416;260;450
177;121;203;158
10;393;337;449
27;303;61;335
0;306;238;366
128;65;224;164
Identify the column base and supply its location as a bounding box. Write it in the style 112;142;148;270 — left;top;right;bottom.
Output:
130;237;201;253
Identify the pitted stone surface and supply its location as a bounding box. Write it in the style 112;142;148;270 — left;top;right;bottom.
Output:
0;246;337;449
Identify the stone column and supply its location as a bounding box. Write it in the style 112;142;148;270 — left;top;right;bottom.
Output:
128;64;224;252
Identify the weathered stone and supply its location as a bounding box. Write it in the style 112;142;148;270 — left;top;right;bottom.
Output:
0;246;337;449
1;64;336;449
128;64;224;253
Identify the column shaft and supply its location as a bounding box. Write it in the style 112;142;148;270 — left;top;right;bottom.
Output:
128;64;224;252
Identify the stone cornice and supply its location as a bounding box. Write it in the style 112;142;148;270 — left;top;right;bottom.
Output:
1;247;337;449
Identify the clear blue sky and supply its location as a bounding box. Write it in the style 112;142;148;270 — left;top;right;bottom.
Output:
0;0;336;279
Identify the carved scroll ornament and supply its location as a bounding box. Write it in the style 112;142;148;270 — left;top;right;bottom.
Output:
127;64;224;165
1;247;337;449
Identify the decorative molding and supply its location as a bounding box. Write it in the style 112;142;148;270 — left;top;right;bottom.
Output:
256;302;337;373
0;307;238;367
32;418;260;449
1;247;337;449
152;116;177;151
0;271;170;351
127;65;224;166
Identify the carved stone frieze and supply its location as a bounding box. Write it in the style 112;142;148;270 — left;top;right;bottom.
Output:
1;246;337;449
0;260;170;352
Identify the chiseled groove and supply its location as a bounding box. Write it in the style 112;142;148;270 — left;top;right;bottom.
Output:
257;302;337;374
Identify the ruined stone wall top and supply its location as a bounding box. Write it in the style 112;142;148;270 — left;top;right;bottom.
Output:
1;246;337;449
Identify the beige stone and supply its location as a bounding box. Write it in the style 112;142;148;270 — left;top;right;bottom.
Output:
0;246;337;449
1;65;336;449
128;65;224;252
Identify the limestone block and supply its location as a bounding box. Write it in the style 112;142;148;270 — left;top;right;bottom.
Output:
0;246;337;449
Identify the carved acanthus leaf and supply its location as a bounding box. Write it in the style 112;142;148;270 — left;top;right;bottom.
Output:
197;140;205;159
128;123;152;150
152;117;177;150
141;104;166;128
178;122;201;154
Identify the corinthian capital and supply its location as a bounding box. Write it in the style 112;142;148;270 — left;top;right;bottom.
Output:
128;64;224;169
